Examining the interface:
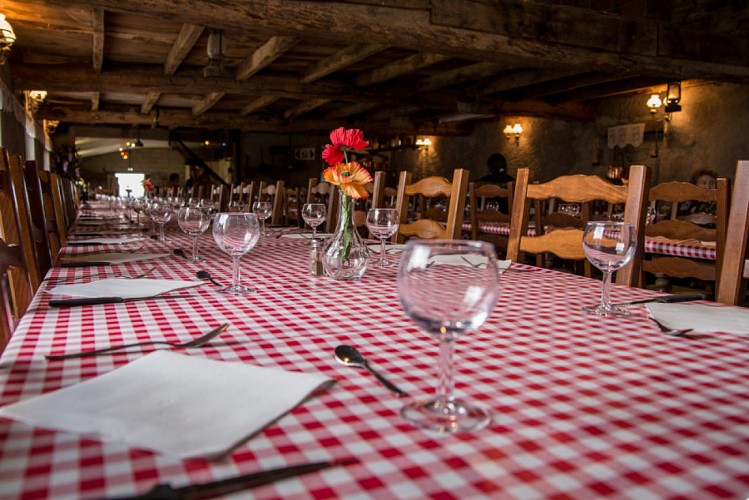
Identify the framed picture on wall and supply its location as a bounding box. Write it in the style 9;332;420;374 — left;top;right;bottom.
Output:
294;147;316;161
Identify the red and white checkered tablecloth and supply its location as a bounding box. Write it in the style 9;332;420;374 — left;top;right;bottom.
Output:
2;212;749;499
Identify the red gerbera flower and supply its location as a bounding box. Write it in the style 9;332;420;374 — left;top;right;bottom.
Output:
321;127;369;165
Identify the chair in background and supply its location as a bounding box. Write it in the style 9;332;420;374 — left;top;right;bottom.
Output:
39;170;67;249
469;181;513;252
22;160;54;279
258;180;285;226
283;186;303;227
507;165;651;286
57;175;79;230
0;238;28;351
642;178;729;295
395;168;470;242
307;180;339;233
717;160;749;305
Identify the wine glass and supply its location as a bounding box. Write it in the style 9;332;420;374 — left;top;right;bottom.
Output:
302;203;326;239
582;221;637;317
177;206;211;262
227;198;245;213
148;198;173;244
252;201;272;236
212;213;261;295
398;240;500;433
366;208;400;267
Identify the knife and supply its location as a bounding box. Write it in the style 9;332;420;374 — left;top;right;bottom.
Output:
49;295;200;307
610;292;706;307
60;261;111;268
113;457;358;499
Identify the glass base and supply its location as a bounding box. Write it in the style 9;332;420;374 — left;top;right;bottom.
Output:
582;303;631;317
188;255;206;263
218;284;255;295
370;258;396;268
401;398;491;433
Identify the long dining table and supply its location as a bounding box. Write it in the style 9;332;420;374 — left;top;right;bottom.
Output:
2;203;749;499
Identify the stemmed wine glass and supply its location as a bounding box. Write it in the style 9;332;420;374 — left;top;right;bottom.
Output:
582;221;637;317
252;201;272;236
148;198;173;244
212;213;261;295
227;198;245;213
302;203;326;239
177;206;211;262
366;208;400;267
397;240;501;433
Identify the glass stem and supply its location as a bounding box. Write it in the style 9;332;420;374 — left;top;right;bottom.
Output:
436;335;455;405
380;238;386;261
191;235;199;260
158;223;165;243
312;225;317;238
600;270;612;309
231;256;241;287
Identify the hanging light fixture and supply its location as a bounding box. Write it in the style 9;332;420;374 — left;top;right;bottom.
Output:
0;14;15;64
647;94;662;114
203;29;226;78
664;81;682;113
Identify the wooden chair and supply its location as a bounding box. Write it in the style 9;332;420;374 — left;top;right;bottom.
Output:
507;166;651;286
258;180;285;226
0;238;29;351
40;170;67;248
716;160;749;305
394;168;470;242
642;178;729;294
22;160;54;279
307;180;339;233
469;181;514;250
283;186;303;227
57;175;79;230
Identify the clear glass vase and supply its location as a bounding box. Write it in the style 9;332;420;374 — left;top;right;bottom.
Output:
321;190;369;280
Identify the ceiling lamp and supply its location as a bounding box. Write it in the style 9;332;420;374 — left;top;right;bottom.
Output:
0;14;15;64
203;29;226;78
664;81;682;113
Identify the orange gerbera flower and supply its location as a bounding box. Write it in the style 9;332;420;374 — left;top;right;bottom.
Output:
323;162;373;199
321;127;369;166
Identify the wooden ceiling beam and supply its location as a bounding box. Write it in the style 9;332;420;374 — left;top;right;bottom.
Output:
192;92;225;116
239;96;279;116
91;7;104;72
141;92;160;114
300;43;388;84
356;52;449;87
476;69;583;97
284;99;331;120
91;92;100;111
236;36;298;81
164;24;205;75
326;102;379;120
418;62;509;92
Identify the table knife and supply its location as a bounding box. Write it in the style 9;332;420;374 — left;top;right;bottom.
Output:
610;292;706;307
60;261;111;268
49;295;199;307
113;457;357;499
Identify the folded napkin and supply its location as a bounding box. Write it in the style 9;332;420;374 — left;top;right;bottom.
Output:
69;237;146;245
428;255;511;270
647;303;749;335
0;351;334;459
47;278;202;299
61;252;169;265
367;244;407;254
278;233;332;239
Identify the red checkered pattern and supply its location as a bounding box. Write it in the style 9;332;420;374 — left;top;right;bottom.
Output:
1;208;748;499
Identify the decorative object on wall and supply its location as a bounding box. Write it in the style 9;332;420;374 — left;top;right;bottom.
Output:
415;137;432;151
26;90;48;114
203;29;226;78
665;81;682;113
607;123;645;149
647;94;662;114
294;147;316;161
0;14;15;64
503;123;523;146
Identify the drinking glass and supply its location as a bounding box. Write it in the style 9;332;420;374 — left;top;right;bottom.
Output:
302;203;326;239
148;198;173;244
398;240;500;432
212;213;261;295
177;206;211;262
227;198;245;213
582;221;637;317
366;208;400;267
252;201;272;236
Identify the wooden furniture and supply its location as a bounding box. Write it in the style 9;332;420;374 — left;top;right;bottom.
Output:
0;238;26;351
307;180;339;233
395;168;470;242
507;166;651;286
469;181;513;252
258;180;286;226
283;186;303;227
642;179;729;294
717;160;749;305
39;170;67;249
21;161;54;279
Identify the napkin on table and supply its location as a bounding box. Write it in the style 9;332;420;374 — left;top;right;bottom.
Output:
427;255;512;270
69;237;145;245
60;252;169;265
0;351;334;459
47;278;202;299
367;244;407;254
647;303;749;335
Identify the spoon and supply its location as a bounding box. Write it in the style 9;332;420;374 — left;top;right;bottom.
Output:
334;345;409;397
196;270;222;287
649;317;697;337
173;248;188;259
46;323;230;359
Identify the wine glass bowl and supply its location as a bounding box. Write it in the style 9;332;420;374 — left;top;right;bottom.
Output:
252;201;273;236
366;208;400;267
212;213;261;295
582;221;636;317
148;199;173;244
177;206;211;262
397;240;500;433
302;203;327;239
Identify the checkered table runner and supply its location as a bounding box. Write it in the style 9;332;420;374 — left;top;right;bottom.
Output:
1;216;748;499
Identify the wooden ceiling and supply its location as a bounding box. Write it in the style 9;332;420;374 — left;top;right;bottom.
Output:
4;0;749;137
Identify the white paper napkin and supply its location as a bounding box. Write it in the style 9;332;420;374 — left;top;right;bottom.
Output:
47;278;202;299
367;244;407;254
0;351;334;459
70;237;146;245
647;303;749;335
61;252;169;264
278;233;332;239
427;255;511;269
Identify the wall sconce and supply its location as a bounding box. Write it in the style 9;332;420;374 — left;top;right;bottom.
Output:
647;94;662;114
26;90;48;114
415;137;432;151
503;123;523;145
203;29;226;78
0;14;15;65
665;81;682;113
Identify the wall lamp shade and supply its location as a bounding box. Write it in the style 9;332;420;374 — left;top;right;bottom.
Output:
503;123;523;145
665;81;682;113
0;14;16;63
415;137;432;150
647;94;662;113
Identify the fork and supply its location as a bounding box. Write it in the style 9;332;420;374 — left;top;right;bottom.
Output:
649;317;700;338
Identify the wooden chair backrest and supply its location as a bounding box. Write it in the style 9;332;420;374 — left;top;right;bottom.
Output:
44;171;69;245
0;237;26;351
469;181;513;240
258;180;285;225
371;171;386;209
22;160;53;278
507;166;650;286
716;161;749;305
643;178;729;286
395;168;470;242
36;169;62;257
